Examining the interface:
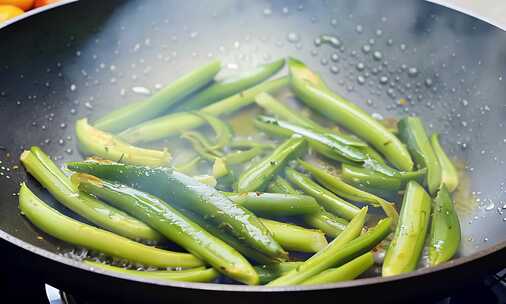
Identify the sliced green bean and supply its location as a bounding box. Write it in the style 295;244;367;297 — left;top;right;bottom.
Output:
174;58;285;111
119;76;289;144
18;184;202;268
223;146;264;165
267;207;369;286
260;218;328;253
271;217;391;286
181;132;222;160
301;252;374;285
212;158;230;178
255;262;303;285
94;60;221;133
267;175;302;195
225;192;320;217
84;261;218;283
289;58;413;171
298;160;398;222
398;117;441;194
174;156;201;175
285;167;360;220
382;181;431;276
191;111;233;151
236;135;306;192
76;118;171;167
431;133;459;192
77;175;258;285
429;185;461;266
255;92;320;129
66;161;287;261
20;147;162;242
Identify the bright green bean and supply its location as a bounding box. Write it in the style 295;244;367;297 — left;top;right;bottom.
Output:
76;118;171;167
255;262;303;285
18;184;202;268
285;167;360;221
119;76;289;144
174;58;285;111
429;185;461;266
236;135;306;192
84;261;218;283
431;133;459;192
289;58;413;171
20;147;162;242
301;252;374;285
94;60;221;132
382;181;431;276
398;117;441;194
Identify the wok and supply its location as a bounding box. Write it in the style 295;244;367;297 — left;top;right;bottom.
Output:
0;0;504;303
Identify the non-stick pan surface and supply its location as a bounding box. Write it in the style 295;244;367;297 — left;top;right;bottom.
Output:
0;0;505;303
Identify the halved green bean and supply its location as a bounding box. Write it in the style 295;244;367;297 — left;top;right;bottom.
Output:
119;76;289;144
301;252;374;285
298;160;398;222
260;218;328;253
341;163;425;192
94;60;221;133
18;184;202;268
174;59;285;111
289;58;413;171
225;192;320;217
255;262;303;284
267;207;369;286
431;133;459;192
20;147;162;242
382;181;431;276
398;117;441;194
77;175;258;285
285;167;360;221
271;217;391;286
66;161;287;261
255;92;320;129
84;261;218;283
236;135;306;192
76;119;171;167
429;185;461;266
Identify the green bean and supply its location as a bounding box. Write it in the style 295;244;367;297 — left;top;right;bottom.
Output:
301;252;374;285
225;192;320;217
298;160;398;222
398;117;441;194
271;217;391;286
236;135;307;192
181;132;222;160
84;261;218;283
192;174;217;187
18;184;203;268
212;158;230;178
255;262;303;285
429;185;461;266
66;161;287;261
382;181;431;276
260;218;328;253
230;140;276;150
191;111;233;151
255;92;320;129
285;167;360;220
20;147;162;242
77;175;258;285
174;58;285;111
181;210;276;264
267;176;349;237
94;60;221;133
289;58;413;171
267;207;369;286
75;119;171;167
119;76;289;144
223;146;264;165
431;133;459;192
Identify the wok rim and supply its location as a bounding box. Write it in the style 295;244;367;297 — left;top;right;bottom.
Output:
0;228;504;292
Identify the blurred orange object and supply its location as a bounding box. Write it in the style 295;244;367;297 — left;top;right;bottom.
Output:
33;0;58;8
0;4;24;22
0;0;34;11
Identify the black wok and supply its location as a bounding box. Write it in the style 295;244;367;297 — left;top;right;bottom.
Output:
0;0;504;303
